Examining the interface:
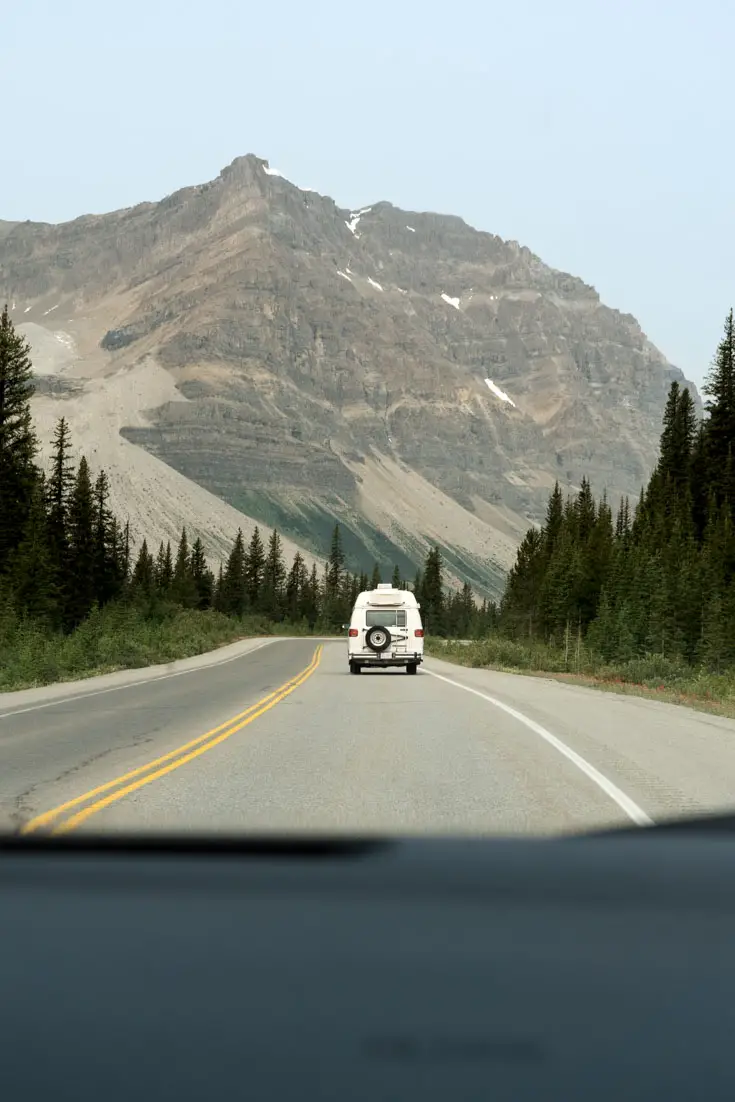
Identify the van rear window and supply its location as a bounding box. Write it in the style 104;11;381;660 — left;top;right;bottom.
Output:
365;610;407;628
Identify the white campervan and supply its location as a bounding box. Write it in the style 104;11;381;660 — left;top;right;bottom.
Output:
347;584;424;674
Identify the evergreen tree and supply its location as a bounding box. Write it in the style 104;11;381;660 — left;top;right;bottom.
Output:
370;562;381;589
615;496;631;541
326;524;345;593
285;551;308;622
575;477;597;545
0;305;39;568
66;456;96;627
45;416;75;603
391;565;401;589
155;541;174;595
301;564;320;627
586;587;615;660
213;564;226;613
690;424;710;540
703;309;735;506
453;582;475;638
543;481;564;561
245;526;265;609
658;382;697;493
171;527;197;608
421;546;445;636
189;537;213;610
222;529;248;617
501;527;545;637
92;469;120;606
700;591;729;671
11;475;58;623
130;539;155;596
120;520;131;586
262;529;287;621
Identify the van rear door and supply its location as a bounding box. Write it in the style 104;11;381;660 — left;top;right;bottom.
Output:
364;609;409;654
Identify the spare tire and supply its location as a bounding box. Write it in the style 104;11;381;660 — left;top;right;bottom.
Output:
365;625;392;653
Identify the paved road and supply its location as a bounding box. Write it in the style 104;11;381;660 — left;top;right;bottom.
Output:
3;638;735;836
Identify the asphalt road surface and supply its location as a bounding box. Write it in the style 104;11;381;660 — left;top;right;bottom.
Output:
2;638;735;836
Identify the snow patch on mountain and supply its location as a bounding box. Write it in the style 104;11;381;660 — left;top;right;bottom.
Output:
485;379;516;407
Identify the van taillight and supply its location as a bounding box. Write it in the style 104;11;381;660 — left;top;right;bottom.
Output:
349;628;359;637
414;629;424;638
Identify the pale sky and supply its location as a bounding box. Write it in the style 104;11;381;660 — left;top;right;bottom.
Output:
2;0;732;386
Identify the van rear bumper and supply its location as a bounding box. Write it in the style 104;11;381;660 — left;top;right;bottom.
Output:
349;653;423;668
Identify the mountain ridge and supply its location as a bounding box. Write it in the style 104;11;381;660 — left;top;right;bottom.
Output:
0;153;699;595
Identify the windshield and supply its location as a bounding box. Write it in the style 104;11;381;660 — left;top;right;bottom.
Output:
0;2;732;842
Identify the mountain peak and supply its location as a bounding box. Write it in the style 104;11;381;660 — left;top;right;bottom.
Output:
0;158;699;594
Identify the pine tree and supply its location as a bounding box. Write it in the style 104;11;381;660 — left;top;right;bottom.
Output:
575;477;596;545
246;526;265;609
370;562;381;589
66;456;96;627
189;537;213;610
658;383;697;494
543;481;564;561
171;527;197;608
690;424;709;541
45;416;75;603
222;529;248;617
577;493;614;629
327;524;345;594
213;564;226;613
539;531;579;642
501;527;545;637
301;564;320;627
11;475;58;623
130;540;155;596
0;305;39;568
421;546;445;636
92;469;120;607
454;582;475;638
615;497;631;541
155;541;174;595
700;591;729;671
586;587;615;660
285;551;308;622
262;529;286;621
391;565;401;589
703;309;735;506
121;520;131;586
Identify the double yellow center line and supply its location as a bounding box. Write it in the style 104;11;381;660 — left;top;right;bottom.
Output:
21;645;323;836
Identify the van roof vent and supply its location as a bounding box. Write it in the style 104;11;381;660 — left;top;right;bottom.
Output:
376;583;392;590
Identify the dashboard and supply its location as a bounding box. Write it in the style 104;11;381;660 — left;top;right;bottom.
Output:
3;826;735;1100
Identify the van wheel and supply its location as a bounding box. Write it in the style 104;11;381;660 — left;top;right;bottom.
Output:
406;663;417;675
349;662;361;675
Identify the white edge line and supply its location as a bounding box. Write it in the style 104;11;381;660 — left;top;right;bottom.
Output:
0;640;276;719
423;668;653;827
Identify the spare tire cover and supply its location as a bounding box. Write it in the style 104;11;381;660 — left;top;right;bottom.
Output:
365;625;392;653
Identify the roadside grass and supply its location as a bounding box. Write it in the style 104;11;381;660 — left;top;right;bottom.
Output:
0;602;326;692
426;637;735;719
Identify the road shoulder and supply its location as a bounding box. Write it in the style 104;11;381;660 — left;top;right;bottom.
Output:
0;637;277;715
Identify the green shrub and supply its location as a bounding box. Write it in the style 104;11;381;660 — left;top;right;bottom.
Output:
428;633;735;711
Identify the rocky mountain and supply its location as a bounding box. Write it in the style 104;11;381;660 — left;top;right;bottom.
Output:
0;156;699;596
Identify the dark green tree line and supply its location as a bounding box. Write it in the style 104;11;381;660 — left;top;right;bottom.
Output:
499;310;735;670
